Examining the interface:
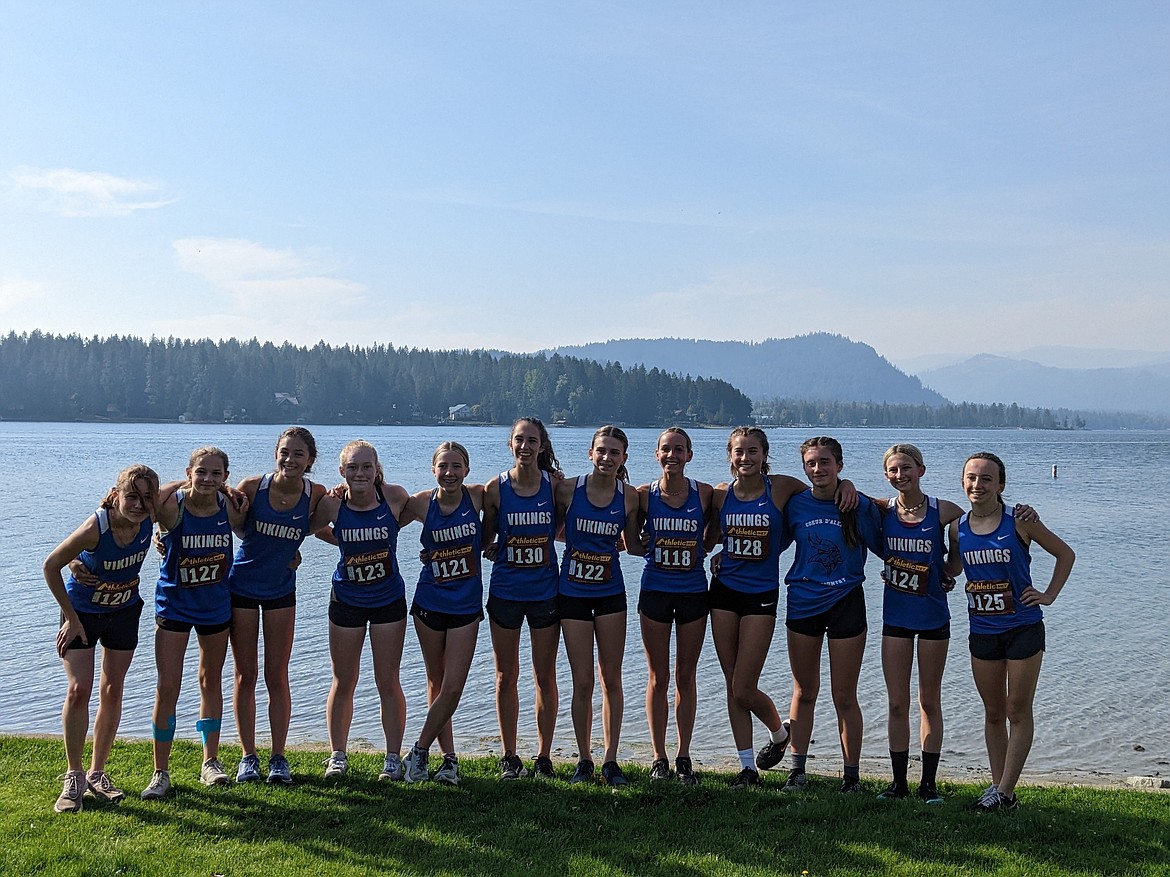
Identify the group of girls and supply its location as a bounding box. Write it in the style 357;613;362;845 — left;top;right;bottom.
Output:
43;422;1074;815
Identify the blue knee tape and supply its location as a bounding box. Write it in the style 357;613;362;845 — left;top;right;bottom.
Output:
195;717;222;746
152;715;177;743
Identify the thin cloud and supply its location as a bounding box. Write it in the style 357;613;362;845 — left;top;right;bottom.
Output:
8;166;175;217
0;278;48;312
173;237;366;313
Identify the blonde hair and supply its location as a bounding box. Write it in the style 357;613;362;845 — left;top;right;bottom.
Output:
432;441;470;469
340;439;384;485
883;443;925;470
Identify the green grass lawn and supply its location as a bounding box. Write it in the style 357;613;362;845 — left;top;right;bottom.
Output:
2;736;1167;876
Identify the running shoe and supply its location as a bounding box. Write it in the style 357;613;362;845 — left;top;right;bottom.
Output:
755;720;791;771
601;761;628;787
917;781;944;805
403;746;429;783
54;770;86;813
974;790;1018;813
200;758;230;787
267;753;293;785
839;777;863;794
140;769;171;801
533;755;556;781
499;753;527;781
730;767;760;790
877;780;909;800
434;754;460;786
568;759;595;785
379;752;404;782
85;769;126;803
649;758;671;781
675;756;697;786
324;751;348;780
971;783;999;811
236;753;262;784
781;769;808;792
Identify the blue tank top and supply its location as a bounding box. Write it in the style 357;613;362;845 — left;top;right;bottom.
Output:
559;475;627;599
958;506;1039;634
717;480;783;595
414;488;483;615
783;491;882;620
156;491;233;626
490;471;559;602
331;488;407;609
641;479;707;595
880;496;950;631
228;473;312;601
65;508;153;615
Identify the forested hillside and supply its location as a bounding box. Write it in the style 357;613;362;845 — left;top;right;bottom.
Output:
0;332;753;426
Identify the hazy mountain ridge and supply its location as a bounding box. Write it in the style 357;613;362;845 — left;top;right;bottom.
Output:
549;334;948;406
919;354;1170;415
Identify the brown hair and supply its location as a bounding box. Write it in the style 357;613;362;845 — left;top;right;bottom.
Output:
726;426;770;475
512;417;562;474
658;426;693;454
277;426;317;472
964;452;1007;506
800;436;860;548
592;425;630;483
101;464;160;510
433;441;471;469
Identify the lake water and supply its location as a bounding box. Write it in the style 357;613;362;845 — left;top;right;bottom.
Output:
4;422;1167;782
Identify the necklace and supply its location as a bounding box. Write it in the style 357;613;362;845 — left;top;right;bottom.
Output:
659;480;686;497
897;496;926;514
971;505;1001;518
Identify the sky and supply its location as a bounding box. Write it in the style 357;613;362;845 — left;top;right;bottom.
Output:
2;2;1168;367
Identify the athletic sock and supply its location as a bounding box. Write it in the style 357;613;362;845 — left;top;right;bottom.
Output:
921;750;940;785
770;723;789;744
792;752;808;772
890;749;909;785
844;764;860;783
737;748;754;770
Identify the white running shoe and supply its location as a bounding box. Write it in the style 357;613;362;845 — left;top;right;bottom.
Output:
324;751;348;780
433;754;460;786
140;769;171;801
403;746;429;783
200;758;230;786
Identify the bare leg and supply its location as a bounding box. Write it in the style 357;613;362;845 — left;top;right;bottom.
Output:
672;615;706;758
230;607;260;755
327;621;366;753
561;618;597;760
787;628;825;757
90;647;134;774
530;622;561;759
490;620;522;755
640;613;672;761
915;637;949;754
151;627;191;770
414;618;479;751
260;605;296;756
195;628;230;762
827;631;866;764
881;635;914;754
595;610;627;764
369;619;408;755
61;648;96;773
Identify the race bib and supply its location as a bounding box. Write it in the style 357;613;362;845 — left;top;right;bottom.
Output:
654;536;698;571
884;556;930;596
92;578;139;607
966;579;1015;616
430;543;477;583
725;526;769;561
505;534;551;569
567;549;613;585
177;552;228;588
344;548;391;585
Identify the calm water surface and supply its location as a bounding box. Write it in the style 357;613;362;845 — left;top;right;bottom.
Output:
3;423;1166;780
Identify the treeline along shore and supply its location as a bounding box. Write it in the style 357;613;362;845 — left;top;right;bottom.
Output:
0;330;1139;429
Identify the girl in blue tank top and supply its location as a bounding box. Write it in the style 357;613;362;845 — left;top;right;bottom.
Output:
555;425;644;787
480;417;563;779
635;427;714;785
227;427;330;785
43;464;159;812
312;440;411;782
144;447;248;798
959;452;1074;813
706;428;853;789
874;444;964;803
398;442;486;787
